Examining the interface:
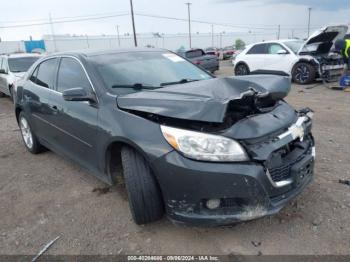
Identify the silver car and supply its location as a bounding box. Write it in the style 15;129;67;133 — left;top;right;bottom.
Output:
0;53;41;100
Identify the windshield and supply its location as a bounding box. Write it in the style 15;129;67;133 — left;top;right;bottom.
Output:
283;41;304;54
91;51;212;94
8;57;40;72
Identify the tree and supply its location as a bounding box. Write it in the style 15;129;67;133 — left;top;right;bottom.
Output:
235;39;246;50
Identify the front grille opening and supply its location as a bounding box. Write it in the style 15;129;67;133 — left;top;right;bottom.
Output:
266;135;312;183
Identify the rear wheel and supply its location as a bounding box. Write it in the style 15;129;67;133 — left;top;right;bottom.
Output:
121;146;164;225
0;92;5;98
235;63;250;76
19;112;44;154
292;62;316;85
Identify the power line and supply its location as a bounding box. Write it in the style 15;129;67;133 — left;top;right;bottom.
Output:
0;10;322;33
134;12;321;31
0;13;129;29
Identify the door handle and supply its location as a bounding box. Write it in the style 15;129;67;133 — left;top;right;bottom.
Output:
51;105;59;113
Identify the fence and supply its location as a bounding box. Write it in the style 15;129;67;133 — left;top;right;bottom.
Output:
0;32;276;54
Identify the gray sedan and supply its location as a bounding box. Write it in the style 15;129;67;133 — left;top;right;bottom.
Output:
177;49;219;73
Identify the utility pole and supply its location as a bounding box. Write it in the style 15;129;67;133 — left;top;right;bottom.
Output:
129;0;137;47
185;2;192;49
49;13;57;52
116;25;121;47
307;7;312;38
277;25;281;40
211;24;214;47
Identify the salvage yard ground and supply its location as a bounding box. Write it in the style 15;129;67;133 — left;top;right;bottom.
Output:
0;60;349;255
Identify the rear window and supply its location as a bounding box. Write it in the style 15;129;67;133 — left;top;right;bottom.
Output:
247;44;268;55
185;50;204;58
8;57;40;73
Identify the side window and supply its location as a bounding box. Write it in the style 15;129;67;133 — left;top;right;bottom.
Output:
267;43;287;54
0;58;3;71
247;44;268;55
35;58;58;89
57;58;91;93
30;66;39;83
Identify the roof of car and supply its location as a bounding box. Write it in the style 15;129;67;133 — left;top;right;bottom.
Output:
51;48;167;57
249;39;303;46
0;53;43;58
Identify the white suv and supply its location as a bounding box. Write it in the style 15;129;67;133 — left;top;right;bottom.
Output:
234;25;348;84
0;53;41;100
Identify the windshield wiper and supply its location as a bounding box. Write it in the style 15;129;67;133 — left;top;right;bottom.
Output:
160;79;200;86
111;83;161;90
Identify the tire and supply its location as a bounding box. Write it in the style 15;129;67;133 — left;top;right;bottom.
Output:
292;62;316;85
9;86;14;103
18;112;44;154
235;63;250;76
0;92;5;98
121;146;164;225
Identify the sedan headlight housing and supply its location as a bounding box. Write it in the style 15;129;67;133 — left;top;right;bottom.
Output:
160;125;249;162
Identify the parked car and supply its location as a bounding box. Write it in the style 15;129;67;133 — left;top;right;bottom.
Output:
222;46;236;60
205;47;221;57
177;48;219;73
0;53;42;100
15;49;315;226
234;25;348;84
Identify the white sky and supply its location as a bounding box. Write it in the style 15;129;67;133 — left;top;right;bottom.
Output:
0;0;349;41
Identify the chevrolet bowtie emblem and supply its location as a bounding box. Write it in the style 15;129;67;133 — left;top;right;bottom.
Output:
289;124;305;141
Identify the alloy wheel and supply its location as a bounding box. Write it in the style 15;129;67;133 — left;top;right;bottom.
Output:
236;64;248;75
294;65;310;84
20;117;33;149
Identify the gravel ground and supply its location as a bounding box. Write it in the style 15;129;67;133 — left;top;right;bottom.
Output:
0;60;349;255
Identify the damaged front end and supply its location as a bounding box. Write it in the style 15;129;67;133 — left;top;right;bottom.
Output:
118;75;315;226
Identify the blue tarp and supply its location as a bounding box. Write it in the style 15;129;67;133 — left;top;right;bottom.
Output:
24;40;46;53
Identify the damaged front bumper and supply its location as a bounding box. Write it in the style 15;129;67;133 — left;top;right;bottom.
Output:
152;113;315;226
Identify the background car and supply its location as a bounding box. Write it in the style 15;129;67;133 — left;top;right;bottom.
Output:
177;48;219;73
222;46;236;60
234;25;348;84
205;47;221;57
0;53;41;100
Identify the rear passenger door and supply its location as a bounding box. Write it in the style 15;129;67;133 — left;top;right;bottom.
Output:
243;43;268;72
25;58;59;143
49;57;99;171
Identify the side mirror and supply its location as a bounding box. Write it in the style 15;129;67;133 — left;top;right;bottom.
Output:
0;69;7;74
62;87;96;103
277;49;288;55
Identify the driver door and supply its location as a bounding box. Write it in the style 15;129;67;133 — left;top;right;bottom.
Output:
263;43;294;75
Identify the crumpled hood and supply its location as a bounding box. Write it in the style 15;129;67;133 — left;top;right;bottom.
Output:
117;75;291;123
299;24;348;55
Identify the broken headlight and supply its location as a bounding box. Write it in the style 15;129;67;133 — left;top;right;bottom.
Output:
160;125;249;162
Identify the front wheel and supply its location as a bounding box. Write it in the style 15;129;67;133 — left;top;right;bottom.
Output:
292;62;316;85
235;63;250;76
121;146;164;225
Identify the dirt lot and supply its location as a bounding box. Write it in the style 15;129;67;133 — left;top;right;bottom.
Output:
0;60;350;255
